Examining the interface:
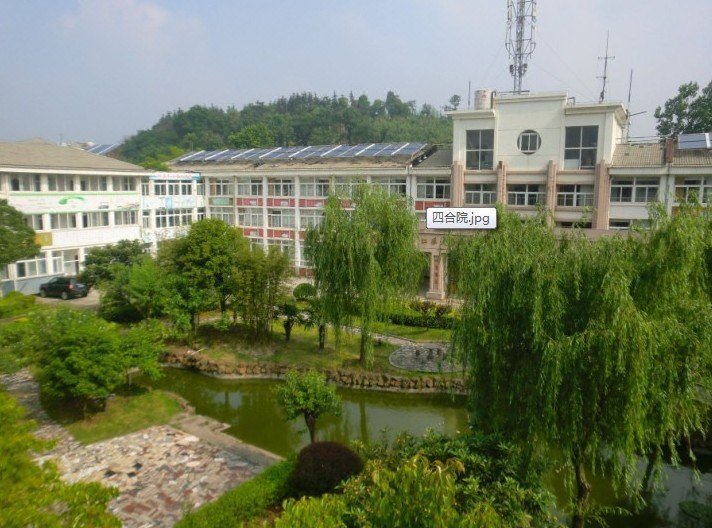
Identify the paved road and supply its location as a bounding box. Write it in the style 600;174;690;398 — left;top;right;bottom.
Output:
35;288;101;310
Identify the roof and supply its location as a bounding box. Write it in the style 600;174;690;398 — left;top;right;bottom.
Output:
611;142;712;168
414;146;452;168
0;139;144;172
611;143;664;167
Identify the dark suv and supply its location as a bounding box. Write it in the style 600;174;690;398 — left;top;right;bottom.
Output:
39;277;89;300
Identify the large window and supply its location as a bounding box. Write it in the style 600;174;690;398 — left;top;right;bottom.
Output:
16;253;48;278
300;209;324;229
300;177;330;197
268;178;294;197
507;184;545;206
557;184;594;207
79;176;107;191
155;208;193;228
464;184;496;205
417;177;450;199
10;174;41;191
334;177;366;197
24;215;44;231
50;213;78;229
141;181;150;196
465;130;494;170
564;126;598;169
610;177;658;203
114;210;138;225
82;211;109;228
113;176;137;191
372;177;407;196
210;206;233;224
48;174;75;191
209;179;233;196
268;209;295;228
675;177;712;204
237;178;263;196
267;239;295;260
142;210;151;229
238;208;263;227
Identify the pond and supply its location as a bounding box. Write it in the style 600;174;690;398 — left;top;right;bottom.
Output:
146;368;711;527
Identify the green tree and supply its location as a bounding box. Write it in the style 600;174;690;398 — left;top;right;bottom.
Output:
654;81;712;137
119;319;165;387
228;123;275;148
275;369;342;444
0;199;39;269
32;309;124;416
0;391;120;527
280;302;299;341
79;239;146;286
448;94;462;110
305;187;424;365
449;207;712;528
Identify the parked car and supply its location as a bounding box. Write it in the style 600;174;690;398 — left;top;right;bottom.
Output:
39;277;89;300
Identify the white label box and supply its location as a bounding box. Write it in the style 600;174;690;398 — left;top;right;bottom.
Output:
426;207;497;230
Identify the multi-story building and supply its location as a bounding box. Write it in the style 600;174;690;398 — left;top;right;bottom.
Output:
0;140;203;294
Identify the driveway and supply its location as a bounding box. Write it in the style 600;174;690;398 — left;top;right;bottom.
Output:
36;288;101;310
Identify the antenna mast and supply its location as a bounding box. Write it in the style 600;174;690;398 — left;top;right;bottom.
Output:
598;31;615;102
506;0;537;94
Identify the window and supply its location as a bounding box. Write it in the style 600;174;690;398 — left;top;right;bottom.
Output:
82;211;110;228
300;209;324;229
556;221;592;229
16;253;48;278
114;210;138;225
24;215;44;231
300;177;330;197
610;178;658;203
235;179;261;196
155;208;193;228
209;206;234;224
372;177;407;196
237;208;263;227
464;184;497;205
50;213;78;229
197;207;206;220
334;177;366;197
79;176;107;191
465;130;494;170
154;181;166;195
675;177;712;204
416;177;450;199
267;239;295;260
557;185;594;207
181;182;192;195
507;184;545;206
48;174;75;191
518;130;541;154
609;219;650;230
196;183;205;196
209;179;233;196
268;178;294;197
141;181;150;196
113;176;137;191
564;126;598;169
268;209;295;228
142;210;151;229
10;174;41;191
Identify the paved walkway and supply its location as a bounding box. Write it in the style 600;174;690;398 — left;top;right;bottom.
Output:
1;370;278;528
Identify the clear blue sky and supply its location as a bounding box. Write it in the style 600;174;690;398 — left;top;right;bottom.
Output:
1;0;710;144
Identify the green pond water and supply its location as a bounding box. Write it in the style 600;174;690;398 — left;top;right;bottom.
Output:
146;368;711;527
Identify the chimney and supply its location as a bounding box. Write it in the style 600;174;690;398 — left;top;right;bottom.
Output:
664;138;675;164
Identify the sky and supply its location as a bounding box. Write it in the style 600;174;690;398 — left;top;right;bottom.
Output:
1;0;710;144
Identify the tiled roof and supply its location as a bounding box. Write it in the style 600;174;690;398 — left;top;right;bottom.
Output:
611;143;664;167
0;139;144;172
673;148;712;166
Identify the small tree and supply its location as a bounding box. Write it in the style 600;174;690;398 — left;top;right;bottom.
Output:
79;239;146;286
0;199;39;270
276;370;341;444
280;302;299;341
119;319;165;387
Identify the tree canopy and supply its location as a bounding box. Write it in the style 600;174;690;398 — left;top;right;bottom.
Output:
116;91;452;167
0;199;39;269
79;239;147;286
654;81;712;137
449;205;712;528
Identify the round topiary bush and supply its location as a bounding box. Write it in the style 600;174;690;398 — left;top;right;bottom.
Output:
291;441;364;497
293;282;317;301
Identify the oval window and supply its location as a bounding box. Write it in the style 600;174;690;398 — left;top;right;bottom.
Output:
518;130;541;155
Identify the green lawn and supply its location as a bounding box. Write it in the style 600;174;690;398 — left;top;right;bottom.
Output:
44;388;182;444
369;320;452;342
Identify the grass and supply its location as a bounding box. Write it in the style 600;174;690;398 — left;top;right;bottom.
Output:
369;320;451;342
44;387;183;444
175;459;295;528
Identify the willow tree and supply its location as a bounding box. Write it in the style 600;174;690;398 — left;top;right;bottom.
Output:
305;186;423;365
449;206;711;528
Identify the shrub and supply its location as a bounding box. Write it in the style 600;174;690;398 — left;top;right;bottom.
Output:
291;441;363;497
0;292;36;318
175;460;294;528
386;312;455;329
293;282;317;301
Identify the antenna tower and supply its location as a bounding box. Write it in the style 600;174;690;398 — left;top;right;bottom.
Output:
598;31;615;102
506;0;537;94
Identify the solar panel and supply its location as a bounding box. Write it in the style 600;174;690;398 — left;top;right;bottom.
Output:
335;144;369;157
300;145;337;158
396;143;426;156
356;143;383;157
230;149;254;160
321;145;351;158
178;150;202;162
291;146;318;159
243;148;271;160
259;147;285;159
271;146;306;159
678;133;711;150
211;150;237;162
205;149;230;161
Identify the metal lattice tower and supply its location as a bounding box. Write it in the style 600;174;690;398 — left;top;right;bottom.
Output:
506;0;537;94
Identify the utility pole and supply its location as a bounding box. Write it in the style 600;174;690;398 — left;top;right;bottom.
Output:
506;0;537;94
598;31;615;103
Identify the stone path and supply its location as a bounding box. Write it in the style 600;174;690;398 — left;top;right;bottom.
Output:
1;370;278;528
389;343;459;373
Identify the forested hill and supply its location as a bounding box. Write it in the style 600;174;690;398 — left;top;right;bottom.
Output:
116;91;453;169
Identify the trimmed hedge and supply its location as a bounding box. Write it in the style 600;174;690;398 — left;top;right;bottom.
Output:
175;460;294;528
291;442;363;497
386;312;455;329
